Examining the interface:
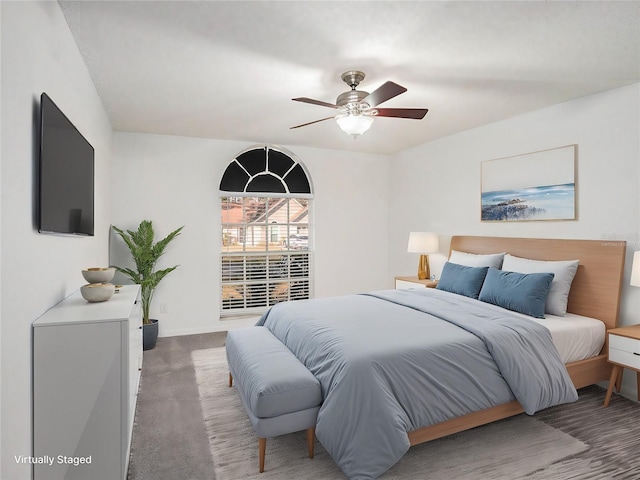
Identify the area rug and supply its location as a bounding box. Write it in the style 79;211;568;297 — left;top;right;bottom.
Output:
190;347;640;480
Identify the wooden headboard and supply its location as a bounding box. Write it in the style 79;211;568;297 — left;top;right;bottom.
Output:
449;236;626;330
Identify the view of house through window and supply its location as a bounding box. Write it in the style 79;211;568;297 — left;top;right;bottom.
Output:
219;147;312;315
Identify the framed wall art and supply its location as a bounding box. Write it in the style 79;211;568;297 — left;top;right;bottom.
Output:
481;145;576;222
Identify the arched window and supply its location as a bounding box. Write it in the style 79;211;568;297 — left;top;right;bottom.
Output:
220;146;313;315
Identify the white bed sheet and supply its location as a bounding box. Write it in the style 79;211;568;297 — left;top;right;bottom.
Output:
530;313;606;364
450;294;606;364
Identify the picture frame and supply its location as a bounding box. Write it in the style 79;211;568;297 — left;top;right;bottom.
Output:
481;145;576;222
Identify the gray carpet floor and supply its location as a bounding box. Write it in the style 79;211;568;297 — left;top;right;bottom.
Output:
128;332;227;480
128;332;640;480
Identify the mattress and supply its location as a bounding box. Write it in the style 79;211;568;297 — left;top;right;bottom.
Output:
464;296;606;363
531;313;606;364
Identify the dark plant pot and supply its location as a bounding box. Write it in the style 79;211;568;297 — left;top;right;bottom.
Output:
143;319;159;351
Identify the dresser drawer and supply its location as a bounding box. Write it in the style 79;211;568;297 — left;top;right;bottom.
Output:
609;334;640;369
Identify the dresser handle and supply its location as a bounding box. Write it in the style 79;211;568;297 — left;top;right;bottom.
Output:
633;352;640;356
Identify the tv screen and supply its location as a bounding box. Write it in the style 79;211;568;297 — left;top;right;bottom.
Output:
39;93;94;236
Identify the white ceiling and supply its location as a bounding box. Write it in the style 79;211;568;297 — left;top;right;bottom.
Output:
59;1;640;155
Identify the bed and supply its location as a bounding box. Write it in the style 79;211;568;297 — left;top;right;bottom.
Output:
256;236;626;479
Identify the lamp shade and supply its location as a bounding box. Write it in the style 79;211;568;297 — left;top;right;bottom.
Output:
631;251;640;287
336;115;373;138
407;232;439;254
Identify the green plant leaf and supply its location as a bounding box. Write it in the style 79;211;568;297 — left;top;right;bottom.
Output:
111;220;183;323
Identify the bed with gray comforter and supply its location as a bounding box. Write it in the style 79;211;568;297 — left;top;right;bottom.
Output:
256;287;578;480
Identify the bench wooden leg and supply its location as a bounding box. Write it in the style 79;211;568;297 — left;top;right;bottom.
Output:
306;427;315;459
229;372;233;388
259;437;266;473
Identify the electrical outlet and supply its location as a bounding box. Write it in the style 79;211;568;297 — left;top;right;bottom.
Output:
159;303;168;314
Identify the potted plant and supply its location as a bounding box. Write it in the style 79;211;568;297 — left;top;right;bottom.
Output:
112;220;183;350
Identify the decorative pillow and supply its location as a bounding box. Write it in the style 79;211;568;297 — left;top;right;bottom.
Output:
449;250;506;269
478;267;555;318
436;262;489;299
502;254;579;316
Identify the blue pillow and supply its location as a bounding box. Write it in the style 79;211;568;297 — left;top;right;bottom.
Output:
436;262;489;299
478;268;555;318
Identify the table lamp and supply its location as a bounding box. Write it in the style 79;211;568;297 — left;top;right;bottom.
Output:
407;232;439;280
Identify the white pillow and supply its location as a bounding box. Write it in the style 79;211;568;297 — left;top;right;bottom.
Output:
501;254;579;316
449;250;505;269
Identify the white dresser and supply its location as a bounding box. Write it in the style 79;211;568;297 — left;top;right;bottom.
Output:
32;285;142;480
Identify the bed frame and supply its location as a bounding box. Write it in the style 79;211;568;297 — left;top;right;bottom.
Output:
408;235;626;446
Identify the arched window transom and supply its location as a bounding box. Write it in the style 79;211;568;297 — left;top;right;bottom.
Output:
220;147;311;194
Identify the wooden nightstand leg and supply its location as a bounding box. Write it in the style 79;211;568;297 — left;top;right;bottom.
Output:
604;365;621;407
637;371;640;402
615;368;623;392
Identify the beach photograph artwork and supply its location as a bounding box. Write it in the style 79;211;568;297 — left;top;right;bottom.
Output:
481;145;576;222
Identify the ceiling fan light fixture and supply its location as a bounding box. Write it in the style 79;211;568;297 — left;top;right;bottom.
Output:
291;71;427;134
336;114;373;139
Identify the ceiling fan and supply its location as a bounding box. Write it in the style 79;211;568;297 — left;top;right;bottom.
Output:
291;70;428;139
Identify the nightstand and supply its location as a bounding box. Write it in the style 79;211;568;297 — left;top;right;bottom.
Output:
603;324;640;407
395;276;438;290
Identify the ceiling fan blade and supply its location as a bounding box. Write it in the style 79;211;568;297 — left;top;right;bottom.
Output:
290;116;335;129
292;97;339;109
374;108;429;119
360;81;407;107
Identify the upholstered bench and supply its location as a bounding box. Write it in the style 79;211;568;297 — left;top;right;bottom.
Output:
226;326;322;473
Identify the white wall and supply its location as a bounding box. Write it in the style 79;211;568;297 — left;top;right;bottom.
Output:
0;4;4;475
389;83;640;396
110;133;390;336
0;3;113;478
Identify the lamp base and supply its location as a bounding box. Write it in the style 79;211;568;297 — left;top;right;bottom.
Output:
417;254;431;280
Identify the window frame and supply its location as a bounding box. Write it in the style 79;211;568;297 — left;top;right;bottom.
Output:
219;146;313;318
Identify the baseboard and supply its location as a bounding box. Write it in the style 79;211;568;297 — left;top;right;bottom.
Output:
159;316;261;337
619;384;639;402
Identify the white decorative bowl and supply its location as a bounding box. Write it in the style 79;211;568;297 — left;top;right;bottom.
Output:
80;283;115;302
82;267;115;284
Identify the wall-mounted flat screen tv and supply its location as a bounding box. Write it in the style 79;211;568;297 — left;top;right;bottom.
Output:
39;93;94;236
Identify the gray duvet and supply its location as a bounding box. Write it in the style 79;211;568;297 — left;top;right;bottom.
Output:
257;288;577;480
